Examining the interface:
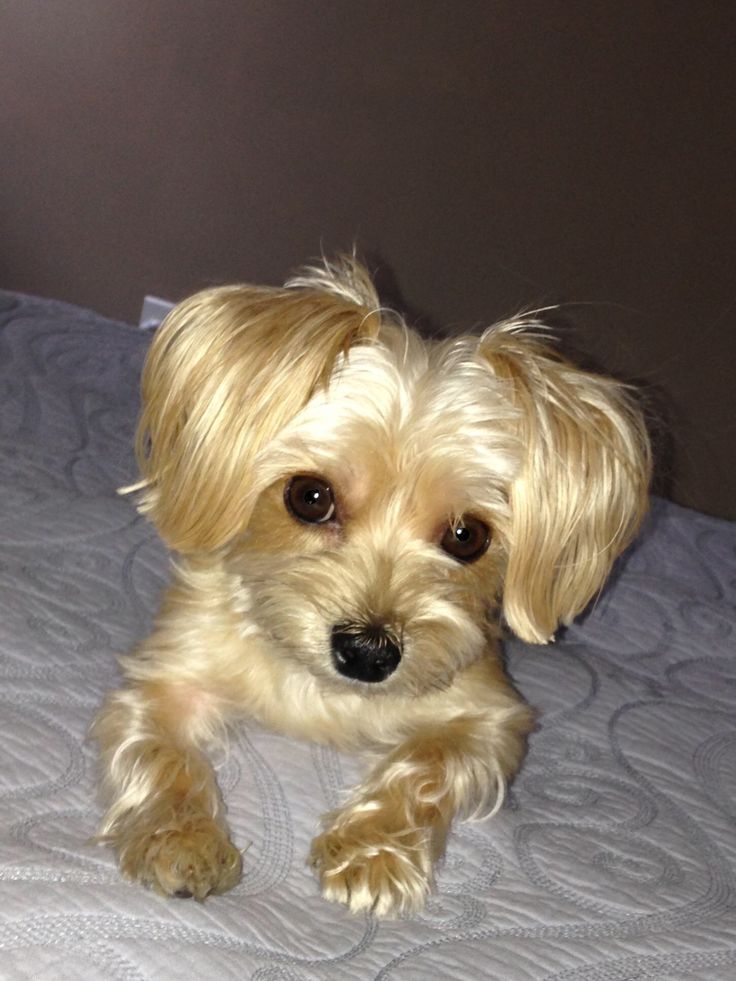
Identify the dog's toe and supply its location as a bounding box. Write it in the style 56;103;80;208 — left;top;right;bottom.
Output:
310;822;431;918
119;817;243;900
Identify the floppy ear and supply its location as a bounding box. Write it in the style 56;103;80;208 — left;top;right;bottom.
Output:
133;280;380;552
479;325;651;644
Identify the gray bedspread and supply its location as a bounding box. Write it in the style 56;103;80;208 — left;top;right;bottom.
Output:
1;290;734;980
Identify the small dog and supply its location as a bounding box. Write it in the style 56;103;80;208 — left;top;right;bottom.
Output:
92;257;650;916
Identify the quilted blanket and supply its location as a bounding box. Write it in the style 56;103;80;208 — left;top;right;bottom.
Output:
0;290;734;980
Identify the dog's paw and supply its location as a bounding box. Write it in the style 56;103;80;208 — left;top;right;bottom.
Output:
310;813;433;917
117;816;242;900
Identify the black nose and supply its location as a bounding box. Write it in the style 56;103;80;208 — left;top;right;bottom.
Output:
330;624;401;683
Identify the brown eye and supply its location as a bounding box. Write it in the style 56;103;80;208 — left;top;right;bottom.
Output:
440;515;490;564
285;475;336;524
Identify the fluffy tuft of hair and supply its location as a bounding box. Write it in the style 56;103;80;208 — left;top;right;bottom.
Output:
479;322;651;642
285;251;384;313
132;272;384;551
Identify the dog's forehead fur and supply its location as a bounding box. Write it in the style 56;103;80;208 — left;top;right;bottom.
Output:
260;328;521;528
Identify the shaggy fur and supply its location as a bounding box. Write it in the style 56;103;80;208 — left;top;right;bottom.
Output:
92;256;650;916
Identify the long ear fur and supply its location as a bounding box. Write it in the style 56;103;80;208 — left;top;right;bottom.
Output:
133;260;381;552
480;323;651;644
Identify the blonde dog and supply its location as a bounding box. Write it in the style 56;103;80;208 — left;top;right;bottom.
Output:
92;257;650;916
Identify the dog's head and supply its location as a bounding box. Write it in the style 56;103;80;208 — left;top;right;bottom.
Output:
134;257;650;694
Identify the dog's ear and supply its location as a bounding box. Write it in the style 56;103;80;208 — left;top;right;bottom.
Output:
479;326;651;644
133;282;380;552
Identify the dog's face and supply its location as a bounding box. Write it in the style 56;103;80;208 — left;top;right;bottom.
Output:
224;335;518;696
133;259;650;697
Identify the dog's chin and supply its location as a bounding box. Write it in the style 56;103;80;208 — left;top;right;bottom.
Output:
324;670;400;697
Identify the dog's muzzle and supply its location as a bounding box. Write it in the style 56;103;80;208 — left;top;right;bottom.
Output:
330;623;401;683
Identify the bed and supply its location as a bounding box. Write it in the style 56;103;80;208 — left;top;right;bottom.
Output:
1;289;734;980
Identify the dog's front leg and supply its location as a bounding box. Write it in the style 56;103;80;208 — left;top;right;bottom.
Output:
92;679;242;900
310;712;529;917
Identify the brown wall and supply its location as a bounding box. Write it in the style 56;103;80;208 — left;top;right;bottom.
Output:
1;2;734;518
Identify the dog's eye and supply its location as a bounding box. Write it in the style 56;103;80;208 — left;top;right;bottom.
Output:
440;516;490;564
285;475;336;524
